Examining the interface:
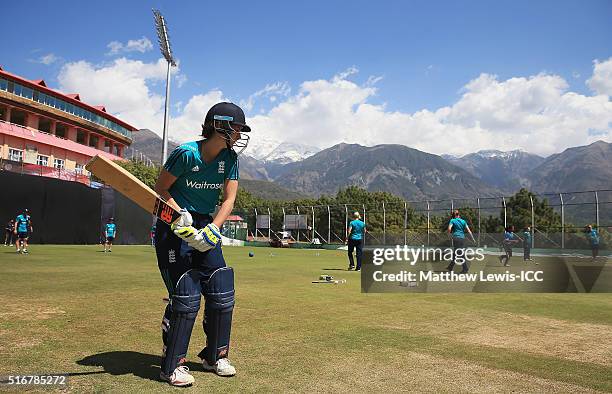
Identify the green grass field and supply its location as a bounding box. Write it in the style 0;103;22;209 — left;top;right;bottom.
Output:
0;245;611;393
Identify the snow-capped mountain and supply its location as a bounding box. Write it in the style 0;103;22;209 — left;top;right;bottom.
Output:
472;149;530;159
243;134;279;160
263;142;320;164
244;138;320;164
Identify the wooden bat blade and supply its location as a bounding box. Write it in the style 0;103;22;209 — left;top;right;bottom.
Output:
85;155;180;224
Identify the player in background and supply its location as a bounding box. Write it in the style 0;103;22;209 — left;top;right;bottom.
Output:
154;102;250;386
4;219;15;246
500;225;520;266
346;211;366;271
446;210;476;273
104;218;117;253
523;226;533;262
585;224;599;259
14;209;33;254
150;224;156;247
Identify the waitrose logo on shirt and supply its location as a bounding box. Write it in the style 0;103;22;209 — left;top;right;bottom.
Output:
185;180;223;190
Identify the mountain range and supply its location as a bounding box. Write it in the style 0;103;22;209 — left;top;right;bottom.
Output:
128;129;611;200
124;129;178;164
271;143;500;199
443;150;546;193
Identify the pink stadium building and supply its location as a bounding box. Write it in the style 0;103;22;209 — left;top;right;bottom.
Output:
0;66;137;184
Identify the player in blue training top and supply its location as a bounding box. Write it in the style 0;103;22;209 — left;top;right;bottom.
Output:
500;225;520;266
346;211;366;271
153;102;250;386
446;210;476;273
522;226;533;262
14;209;33;254
104;218;117;253
150;224;156;247
585;224;600;259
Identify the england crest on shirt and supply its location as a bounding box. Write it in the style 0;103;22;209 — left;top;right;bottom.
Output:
218;161;225;174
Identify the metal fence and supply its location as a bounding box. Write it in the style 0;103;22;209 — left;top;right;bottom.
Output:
236;189;612;250
0;158;92;185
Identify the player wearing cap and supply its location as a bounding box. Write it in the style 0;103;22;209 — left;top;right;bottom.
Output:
346;211;366;271
154;102;250;386
14;209;33;254
104;218;117;253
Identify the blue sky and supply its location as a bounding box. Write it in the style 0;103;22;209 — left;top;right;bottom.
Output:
2;0;611;156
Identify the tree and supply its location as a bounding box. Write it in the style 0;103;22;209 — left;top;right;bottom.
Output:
505;188;561;232
114;159;160;189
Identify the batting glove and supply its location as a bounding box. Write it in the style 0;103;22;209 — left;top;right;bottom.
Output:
201;223;222;248
172;224;199;241
171;209;196;241
174;208;193;227
172;225;214;252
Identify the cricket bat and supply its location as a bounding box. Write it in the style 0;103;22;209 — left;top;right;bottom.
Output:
85;155;180;225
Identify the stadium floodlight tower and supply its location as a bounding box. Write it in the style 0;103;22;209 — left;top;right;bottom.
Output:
153;9;177;164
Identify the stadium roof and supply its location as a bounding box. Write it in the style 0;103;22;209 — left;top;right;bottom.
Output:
0;66;138;132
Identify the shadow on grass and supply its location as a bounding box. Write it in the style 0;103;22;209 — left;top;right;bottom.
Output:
77;351;200;382
322;268;348;271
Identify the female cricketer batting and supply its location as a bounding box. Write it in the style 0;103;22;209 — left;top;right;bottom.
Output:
153;102;250;386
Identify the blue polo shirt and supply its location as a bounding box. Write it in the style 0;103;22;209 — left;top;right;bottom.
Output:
106;223;116;237
589;229;599;246
349;219;365;240
449;218;468;238
523;231;532;246
164;141;239;214
15;214;30;233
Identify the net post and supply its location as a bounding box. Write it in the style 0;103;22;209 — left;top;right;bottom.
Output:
560;193;564;249
404;201;408;246
327;205;331;244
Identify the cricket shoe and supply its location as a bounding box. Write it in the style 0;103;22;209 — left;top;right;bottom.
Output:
203;358;236;376
159;365;195;387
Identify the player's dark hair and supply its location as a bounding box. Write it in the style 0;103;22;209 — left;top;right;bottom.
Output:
201;122;215;139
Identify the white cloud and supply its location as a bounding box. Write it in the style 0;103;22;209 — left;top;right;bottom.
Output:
239;82;291;112
56;57;222;143
106;37;154;55
57;57;171;131
39;53;59;65
54;58;612;158
175;73;188;88
587;57;612;96
170;91;227;142
245;65;612;157
29;53;60;65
